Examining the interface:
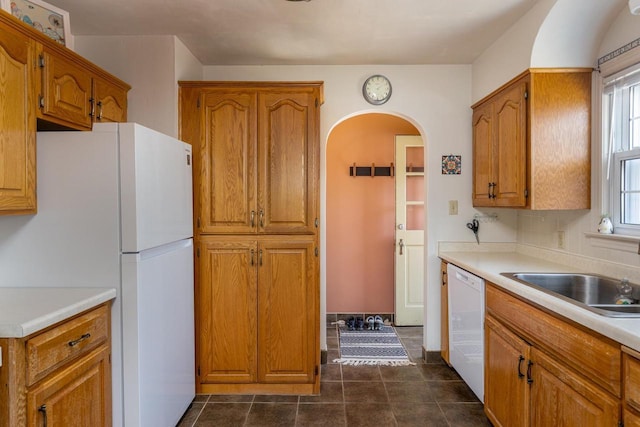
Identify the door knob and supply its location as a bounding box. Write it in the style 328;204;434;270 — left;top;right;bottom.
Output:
398;224;404;230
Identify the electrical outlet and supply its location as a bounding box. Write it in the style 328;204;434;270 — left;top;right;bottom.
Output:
448;200;458;215
557;231;565;249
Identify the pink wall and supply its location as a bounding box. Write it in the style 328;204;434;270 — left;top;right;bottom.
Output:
326;114;419;313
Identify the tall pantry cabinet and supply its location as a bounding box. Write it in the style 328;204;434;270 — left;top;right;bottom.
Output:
179;81;322;394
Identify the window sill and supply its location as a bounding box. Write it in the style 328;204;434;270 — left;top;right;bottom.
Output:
584;232;640;254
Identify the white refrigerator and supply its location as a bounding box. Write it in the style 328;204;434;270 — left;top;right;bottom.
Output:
0;123;195;427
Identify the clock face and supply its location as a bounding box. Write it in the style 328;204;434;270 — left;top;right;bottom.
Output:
363;75;392;105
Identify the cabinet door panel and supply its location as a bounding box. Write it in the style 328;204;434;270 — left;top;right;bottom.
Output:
40;48;93;130
0;24;36;214
485;315;530;427
198;239;257;384
258;239;316;384
625;409;640;427
625;349;640;413
494;81;527;207
93;76;127;123
27;346;111;427
258;91;318;234
530;348;619;427
200;91;258;234
472;103;494;206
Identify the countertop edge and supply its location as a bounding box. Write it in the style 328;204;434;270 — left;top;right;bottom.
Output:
439;250;640;353
0;288;117;339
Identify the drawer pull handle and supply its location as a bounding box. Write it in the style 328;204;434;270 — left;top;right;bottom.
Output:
39;404;47;427
526;360;534;384
517;355;525;379
68;333;91;347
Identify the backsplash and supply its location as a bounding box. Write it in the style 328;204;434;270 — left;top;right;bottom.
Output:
516;210;640;267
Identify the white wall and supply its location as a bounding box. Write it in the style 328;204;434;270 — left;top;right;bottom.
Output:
530;0;624;67
471;0;556;103
472;0;625;101
203;65;517;350
75;35;203;138
518;7;640;267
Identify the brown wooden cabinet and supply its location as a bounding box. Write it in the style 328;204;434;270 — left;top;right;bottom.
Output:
624;347;640;426
39;46;93;130
485;315;530;427
180;81;322;395
0;9;129;216
439;260;450;365
0;303;112;427
38;46;129;130
183;84;319;235
485;282;621;427
0;15;37;215
472;69;591;209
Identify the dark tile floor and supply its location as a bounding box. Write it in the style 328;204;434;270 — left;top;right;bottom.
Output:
177;326;492;426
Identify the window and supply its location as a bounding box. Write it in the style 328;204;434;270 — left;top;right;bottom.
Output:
603;63;640;236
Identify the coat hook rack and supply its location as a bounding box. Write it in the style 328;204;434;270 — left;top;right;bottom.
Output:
349;162;395;177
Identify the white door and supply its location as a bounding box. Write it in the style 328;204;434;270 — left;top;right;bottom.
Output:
395;135;425;326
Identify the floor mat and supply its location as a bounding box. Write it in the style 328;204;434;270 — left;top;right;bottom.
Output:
333;325;416;366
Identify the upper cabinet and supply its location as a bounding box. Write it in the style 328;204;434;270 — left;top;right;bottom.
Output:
472;69;592;210
38;46;129;129
181;82;321;235
0;17;37;215
0;10;130;215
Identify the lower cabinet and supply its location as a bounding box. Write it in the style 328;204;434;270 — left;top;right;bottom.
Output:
197;235;319;394
624;347;640;426
0;303;112;427
485;315;530;427
27;346;111;427
485;282;621;427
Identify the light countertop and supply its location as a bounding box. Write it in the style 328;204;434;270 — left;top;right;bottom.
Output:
0;287;116;338
438;247;640;353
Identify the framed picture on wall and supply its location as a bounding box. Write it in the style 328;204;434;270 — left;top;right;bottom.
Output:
1;0;73;49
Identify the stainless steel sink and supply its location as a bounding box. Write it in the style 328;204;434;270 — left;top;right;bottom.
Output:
500;272;640;317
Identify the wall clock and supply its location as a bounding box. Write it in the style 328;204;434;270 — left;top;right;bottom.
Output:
362;74;392;105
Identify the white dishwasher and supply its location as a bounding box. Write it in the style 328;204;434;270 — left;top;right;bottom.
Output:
447;263;485;402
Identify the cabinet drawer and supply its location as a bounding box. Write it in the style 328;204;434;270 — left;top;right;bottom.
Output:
26;304;109;386
624;347;640;413
486;283;621;397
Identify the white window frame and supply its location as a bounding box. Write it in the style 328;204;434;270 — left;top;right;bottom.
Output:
602;60;640;237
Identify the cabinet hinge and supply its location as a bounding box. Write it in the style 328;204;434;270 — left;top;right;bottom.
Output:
315;218;319;228
524;90;528;100
38;95;45;109
197;97;200;108
314;365;319;376
196;248;200;258
38;54;45;68
315;247;319;257
315;98;318;108
197;366;201;376
618;422;624;427
524;189;529;198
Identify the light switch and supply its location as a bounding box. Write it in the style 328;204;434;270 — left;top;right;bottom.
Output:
448;200;458;215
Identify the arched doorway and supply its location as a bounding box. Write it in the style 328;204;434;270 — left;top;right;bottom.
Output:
325;112;424;324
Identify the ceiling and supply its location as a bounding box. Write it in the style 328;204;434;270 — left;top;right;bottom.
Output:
46;0;543;65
